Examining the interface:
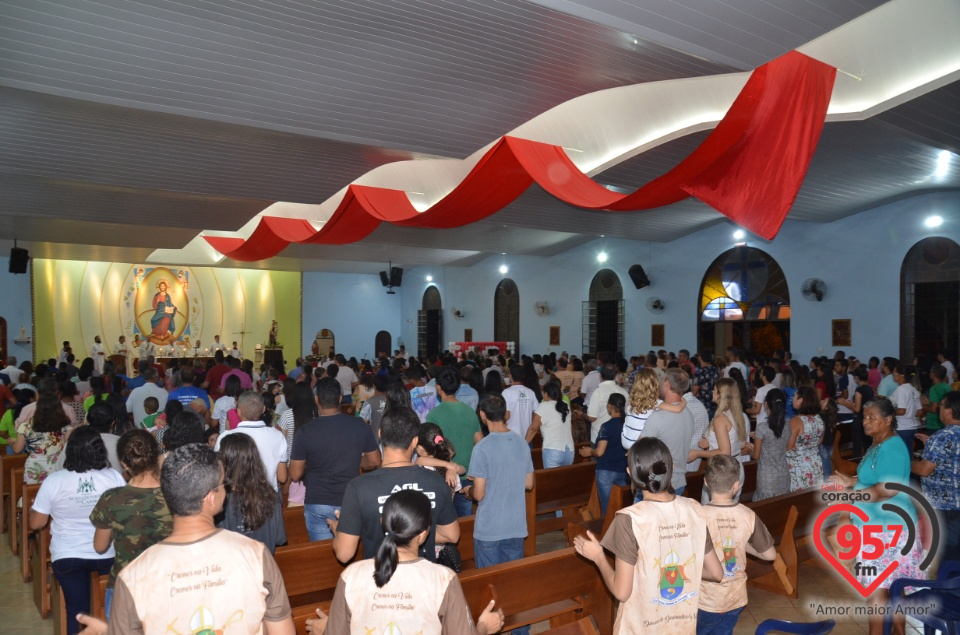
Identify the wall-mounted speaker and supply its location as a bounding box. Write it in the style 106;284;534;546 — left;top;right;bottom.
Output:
379;271;391;287
628;264;650;289
389;267;403;288
9;247;29;274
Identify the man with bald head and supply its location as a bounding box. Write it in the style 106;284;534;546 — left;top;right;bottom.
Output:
216;391;288;491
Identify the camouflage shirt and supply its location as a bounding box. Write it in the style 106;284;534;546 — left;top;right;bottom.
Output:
89;485;174;587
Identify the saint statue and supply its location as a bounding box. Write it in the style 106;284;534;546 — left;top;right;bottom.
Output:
269;320;279;348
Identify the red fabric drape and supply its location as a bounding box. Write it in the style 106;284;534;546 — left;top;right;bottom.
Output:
206;51;835;261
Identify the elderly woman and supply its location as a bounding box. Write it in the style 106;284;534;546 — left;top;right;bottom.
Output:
828;398;923;635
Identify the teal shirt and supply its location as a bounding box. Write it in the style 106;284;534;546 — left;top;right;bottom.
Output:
854;436;917;531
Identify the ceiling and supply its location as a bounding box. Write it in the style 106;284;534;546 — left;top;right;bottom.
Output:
0;0;958;272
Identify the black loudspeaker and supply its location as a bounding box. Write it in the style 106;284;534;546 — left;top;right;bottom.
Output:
379;271;390;287
9;247;29;274
628;264;650;289
389;267;403;287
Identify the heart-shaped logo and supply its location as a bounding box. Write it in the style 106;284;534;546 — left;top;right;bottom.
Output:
812;503;899;598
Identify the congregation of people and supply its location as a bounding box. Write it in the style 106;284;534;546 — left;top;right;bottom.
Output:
3;338;959;635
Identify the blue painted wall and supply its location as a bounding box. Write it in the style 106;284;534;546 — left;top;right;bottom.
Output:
0;257;35;363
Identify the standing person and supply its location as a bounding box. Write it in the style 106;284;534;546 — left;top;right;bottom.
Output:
85;402;123;472
455;366;480;410
358;373;389;442
115;335;132;378
216;391;289;491
217;433;287;554
838;366;875;459
125;368;168;429
747;366;777;429
681;370;711;474
333;354;358;405
290;377;381;542
90;429;173;620
579;360;601;409
786;386;825;491
74;444;296;635
426;366;482;517
90;336;107;376
330;407;459;564
920;365;950;432
723;347;748;379
526;381;574;467
580;393;629;517
407;364;438;423
698;455;776;634
573;437;723;634
912;390;960;563
212;374;242;433
59;341;71;365
750;388;791;501
501;364;539;440
29;427;125;635
877;357;899;398
229;340;242;359
587;364;629;444
13;379;75;484
693;352;720;419
168;365;211;409
890;364;923;451
689;378;749;503
324;490;504;635
639;368;696;497
937;350;956;385
828;398;923;635
466;392;534;635
621;369;661;452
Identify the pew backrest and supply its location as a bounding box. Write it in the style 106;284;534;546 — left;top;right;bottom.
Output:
282;506;310;546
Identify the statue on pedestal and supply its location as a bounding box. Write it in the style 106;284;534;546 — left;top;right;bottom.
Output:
269;320;279;348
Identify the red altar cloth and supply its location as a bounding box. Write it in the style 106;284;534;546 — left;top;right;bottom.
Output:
452;341;510;354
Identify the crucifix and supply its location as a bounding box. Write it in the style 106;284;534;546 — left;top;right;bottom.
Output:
233;322;253;351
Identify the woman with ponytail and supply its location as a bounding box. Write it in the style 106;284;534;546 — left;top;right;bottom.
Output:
325;490;505;635
751;388;791;501
573;437;723;634
525;380;574;468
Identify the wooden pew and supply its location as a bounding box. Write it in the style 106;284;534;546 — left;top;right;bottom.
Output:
460;547;615;634
1;452;27;533
831;430;858;477
457;514;476;570
31;522;53;618
20;479;42;581
10;464;24;554
565;483;634;549
533;462;596;536
282;506;310;546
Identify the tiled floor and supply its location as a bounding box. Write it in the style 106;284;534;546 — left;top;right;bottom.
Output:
0;528;927;634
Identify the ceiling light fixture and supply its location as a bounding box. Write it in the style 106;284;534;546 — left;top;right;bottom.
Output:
924;215;944;228
597;252;608;264
733;229;746;240
425;275;433;282
499;264;509;274
934;150;951;179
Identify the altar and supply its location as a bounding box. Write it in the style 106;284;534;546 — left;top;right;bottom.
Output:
449;341;514;355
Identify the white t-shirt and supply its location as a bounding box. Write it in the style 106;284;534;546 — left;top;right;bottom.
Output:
212;395;237;433
754;383;776;426
534;400;574;451
580;371;601;407
336;365;358;397
891;383;922;431
724;361;749;379
126;382;169;427
502;385;539;438
941;360;956;384
32;467;125;561
216;422;288;490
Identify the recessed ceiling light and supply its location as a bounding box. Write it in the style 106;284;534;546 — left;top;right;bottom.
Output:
733;229;746;240
499;265;509;274
425;275;433;282
925;215;944;228
597;252;608;264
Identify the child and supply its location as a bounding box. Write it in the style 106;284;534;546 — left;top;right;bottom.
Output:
203;427;220;449
580;393;629;517
416;422;466;492
697;455;776;634
139;396;160;430
574;437;723;635
466;392;534;635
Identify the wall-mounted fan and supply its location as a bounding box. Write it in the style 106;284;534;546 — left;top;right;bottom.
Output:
801;278;828;302
534;301;550;316
646;297;665;313
450;307;465;319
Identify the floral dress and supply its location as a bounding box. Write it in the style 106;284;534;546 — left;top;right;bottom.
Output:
785;414;824;491
16;420;70;484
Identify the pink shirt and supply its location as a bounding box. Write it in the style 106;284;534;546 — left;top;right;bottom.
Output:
220;368;253;391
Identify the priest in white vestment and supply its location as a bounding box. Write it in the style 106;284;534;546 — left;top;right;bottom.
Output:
90;336;106;376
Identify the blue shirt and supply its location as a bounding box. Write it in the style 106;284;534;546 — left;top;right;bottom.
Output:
455;384;479;411
595;417;628;473
469;431;534;541
921;425;960;510
854;436;917;531
126;375;146;391
287;366;303;380
168;386;211;409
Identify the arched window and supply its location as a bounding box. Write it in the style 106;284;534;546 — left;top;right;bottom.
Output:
583;269;623;356
494;279;520;350
901;237;960;363
419;286;442;358
698;247;790;358
374;330;391;357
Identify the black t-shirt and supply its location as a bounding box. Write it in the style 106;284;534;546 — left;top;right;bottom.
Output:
290;414;379;506
854;385;875;421
217;491;287;554
337;465;457;562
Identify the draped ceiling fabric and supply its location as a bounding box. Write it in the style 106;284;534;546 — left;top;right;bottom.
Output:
205;51;836;263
